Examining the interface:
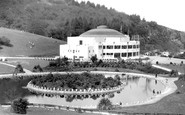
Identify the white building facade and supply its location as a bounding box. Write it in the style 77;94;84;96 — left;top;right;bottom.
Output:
60;25;140;62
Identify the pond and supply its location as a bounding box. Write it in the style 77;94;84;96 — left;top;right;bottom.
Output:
0;74;165;108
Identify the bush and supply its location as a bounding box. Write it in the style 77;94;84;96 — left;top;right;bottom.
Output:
0;36;13;47
176;90;181;94
11;98;29;114
170;70;178;77
115;68;119;72
97;98;113;110
32;65;43;72
13;64;25;75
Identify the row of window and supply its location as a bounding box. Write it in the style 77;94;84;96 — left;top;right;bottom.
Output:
102;52;139;57
68;50;80;53
99;45;139;49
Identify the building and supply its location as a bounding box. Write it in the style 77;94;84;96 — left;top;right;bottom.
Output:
60;25;140;62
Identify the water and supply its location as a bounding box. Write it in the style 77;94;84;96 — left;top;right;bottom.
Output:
0;74;165;108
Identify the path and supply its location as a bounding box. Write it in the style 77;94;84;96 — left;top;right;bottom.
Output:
0;62;33;74
148;56;185;64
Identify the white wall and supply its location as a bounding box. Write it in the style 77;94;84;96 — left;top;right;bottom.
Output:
60;35;140;61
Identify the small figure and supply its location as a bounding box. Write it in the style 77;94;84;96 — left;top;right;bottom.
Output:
153;89;155;94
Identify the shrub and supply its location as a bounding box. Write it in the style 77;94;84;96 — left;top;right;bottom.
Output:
76;108;83;113
13;64;25;75
115;68;119;72
0;36;13;47
97;98;113;110
11;98;29;114
170;70;178;77
176;90;181;94
32;65;43;72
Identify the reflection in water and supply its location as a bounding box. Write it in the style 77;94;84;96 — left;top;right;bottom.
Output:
155;80;158;84
0;74;166;108
143;78;152;95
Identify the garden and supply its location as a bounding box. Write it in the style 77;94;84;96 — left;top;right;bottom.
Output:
44;57;170;75
31;72;121;90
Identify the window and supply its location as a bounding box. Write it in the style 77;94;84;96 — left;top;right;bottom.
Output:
128;45;132;49
128;52;132;57
107;45;113;49
99;45;102;49
114;45;121;49
79;40;83;45
103;46;106;49
133;45;136;49
106;53;113;55
133;52;136;56
114;53;120;58
122;45;127;49
103;53;105;55
136;52;139;56
122;53;127;57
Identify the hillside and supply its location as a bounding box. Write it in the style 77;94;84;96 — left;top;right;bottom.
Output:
0;0;185;53
0;27;66;57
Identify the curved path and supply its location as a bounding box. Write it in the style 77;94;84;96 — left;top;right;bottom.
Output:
0;62;32;74
0;64;178;108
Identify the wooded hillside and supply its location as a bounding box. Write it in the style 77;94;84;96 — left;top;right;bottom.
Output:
0;0;185;53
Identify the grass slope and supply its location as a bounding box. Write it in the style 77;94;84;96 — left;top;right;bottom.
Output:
0;28;66;57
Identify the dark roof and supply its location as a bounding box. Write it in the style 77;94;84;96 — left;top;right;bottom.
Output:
80;25;125;37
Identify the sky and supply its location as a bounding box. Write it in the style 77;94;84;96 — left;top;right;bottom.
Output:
76;0;185;32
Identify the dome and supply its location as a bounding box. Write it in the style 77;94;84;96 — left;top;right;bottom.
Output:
80;25;125;37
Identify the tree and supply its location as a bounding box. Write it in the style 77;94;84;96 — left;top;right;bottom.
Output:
32;65;43;72
91;55;98;63
13;64;25;75
11;98;29;114
97;98;113;110
0;36;13;48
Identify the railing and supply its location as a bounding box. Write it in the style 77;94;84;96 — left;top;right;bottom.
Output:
26;80;127;95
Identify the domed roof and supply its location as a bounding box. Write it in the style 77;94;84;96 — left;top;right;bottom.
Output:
80;25;125;37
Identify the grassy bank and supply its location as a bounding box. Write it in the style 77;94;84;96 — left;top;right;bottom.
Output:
108;77;185;114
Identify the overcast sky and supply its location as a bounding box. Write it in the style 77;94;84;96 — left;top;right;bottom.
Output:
76;0;185;32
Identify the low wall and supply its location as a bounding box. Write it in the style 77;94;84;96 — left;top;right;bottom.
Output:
27;80;127;95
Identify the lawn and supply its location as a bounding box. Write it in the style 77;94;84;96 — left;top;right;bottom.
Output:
0;63;15;74
0;28;66;57
4;59;49;71
109;77;185;114
0;106;100;115
159;64;185;74
108;64;185;114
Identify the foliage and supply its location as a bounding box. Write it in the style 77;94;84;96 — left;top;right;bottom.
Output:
46;59;169;74
174;53;185;59
11;98;29;114
31;72;121;90
0;36;13;49
49;57;69;67
91;55;98;63
170;70;179;77
32;65;43;72
13;64;25;75
0;0;184;52
97;98;113;110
